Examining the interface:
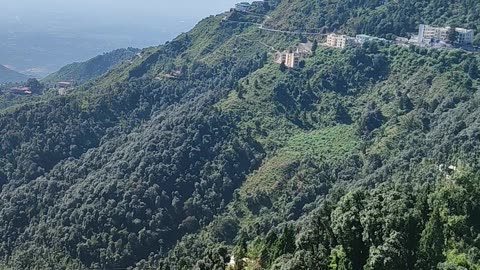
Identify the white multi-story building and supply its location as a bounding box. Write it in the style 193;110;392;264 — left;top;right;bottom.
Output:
326;34;355;49
418;24;474;45
284;52;299;68
456;27;475;44
274;51;299;68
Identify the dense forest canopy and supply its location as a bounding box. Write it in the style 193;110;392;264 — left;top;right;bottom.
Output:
266;0;480;43
0;0;480;269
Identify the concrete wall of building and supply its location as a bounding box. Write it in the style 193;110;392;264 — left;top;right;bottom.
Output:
418;24;475;45
326;34;351;48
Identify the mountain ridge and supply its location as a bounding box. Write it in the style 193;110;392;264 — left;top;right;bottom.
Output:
0;65;28;84
42;47;141;85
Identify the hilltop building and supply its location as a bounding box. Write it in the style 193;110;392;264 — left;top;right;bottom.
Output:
325;34;355;49
235;2;251;12
418;24;474;45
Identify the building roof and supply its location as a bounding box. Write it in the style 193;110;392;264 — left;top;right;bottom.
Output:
236;2;251;6
456;27;474;33
356;34;373;38
421;24;474;33
11;87;31;91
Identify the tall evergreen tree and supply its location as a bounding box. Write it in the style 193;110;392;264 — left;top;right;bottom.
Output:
416;208;445;269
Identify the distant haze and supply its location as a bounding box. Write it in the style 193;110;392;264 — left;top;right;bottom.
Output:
0;0;243;77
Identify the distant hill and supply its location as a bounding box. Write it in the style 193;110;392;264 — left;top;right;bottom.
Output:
0;65;28;84
43;48;140;84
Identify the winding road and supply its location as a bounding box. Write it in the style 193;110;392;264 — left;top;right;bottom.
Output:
223;11;328;36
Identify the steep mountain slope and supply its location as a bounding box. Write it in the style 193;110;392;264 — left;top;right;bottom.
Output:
0;1;480;270
0;65;28;84
160;45;480;269
0;15;265;269
42;48;140;84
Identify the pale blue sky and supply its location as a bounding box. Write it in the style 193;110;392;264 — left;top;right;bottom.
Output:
1;0;242;28
0;0;248;76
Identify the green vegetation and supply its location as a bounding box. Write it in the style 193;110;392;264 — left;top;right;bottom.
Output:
0;78;46;111
1;1;480;269
266;0;480;43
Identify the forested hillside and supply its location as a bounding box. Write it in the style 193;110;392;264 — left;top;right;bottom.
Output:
0;65;28;84
42;48;140;84
1;1;480;270
266;0;480;42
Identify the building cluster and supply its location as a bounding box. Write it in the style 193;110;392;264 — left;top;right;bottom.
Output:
324;24;475;50
396;24;475;48
324;33;388;49
417;24;474;46
274;42;313;68
269;21;475;68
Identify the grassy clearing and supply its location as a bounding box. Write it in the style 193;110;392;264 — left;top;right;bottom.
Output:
242;125;359;194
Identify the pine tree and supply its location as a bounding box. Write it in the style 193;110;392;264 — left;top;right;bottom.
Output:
416;208;445;269
233;232;248;270
272;225;296;259
312;40;318;55
468;61;478;79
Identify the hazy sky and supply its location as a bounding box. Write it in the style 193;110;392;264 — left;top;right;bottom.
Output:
0;0;246;76
1;0;241;29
